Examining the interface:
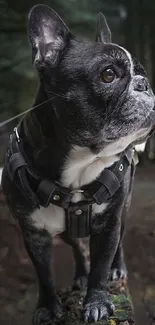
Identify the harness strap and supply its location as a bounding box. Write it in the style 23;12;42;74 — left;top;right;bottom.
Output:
66;201;92;238
36;179;72;209
7;131;40;209
82;152;132;204
8;152;27;181
93;169;121;204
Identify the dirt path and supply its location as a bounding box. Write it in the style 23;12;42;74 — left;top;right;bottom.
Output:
0;164;155;325
124;165;155;325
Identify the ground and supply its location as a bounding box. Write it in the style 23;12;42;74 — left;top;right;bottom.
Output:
0;163;155;325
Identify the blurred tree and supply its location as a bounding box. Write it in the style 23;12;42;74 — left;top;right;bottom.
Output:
0;0;38;122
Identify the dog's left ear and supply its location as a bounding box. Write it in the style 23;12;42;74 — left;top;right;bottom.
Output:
28;4;72;69
96;12;111;43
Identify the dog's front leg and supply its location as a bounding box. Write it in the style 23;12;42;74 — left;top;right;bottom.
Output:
83;213;121;322
23;226;63;325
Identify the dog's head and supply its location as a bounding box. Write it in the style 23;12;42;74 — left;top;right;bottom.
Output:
28;5;155;156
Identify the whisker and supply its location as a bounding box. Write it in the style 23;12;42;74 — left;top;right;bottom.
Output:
44;87;66;99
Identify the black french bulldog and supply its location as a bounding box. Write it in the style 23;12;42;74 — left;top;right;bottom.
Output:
2;4;155;324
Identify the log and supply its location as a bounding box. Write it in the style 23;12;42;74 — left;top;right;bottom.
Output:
17;279;135;325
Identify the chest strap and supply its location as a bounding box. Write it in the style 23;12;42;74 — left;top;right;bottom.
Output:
7;126;134;238
36;151;132;208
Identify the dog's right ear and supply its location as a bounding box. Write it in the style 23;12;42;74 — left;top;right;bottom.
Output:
96;12;111;43
28;4;72;69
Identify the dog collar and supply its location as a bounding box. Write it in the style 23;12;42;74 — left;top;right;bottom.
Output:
7;125;134;238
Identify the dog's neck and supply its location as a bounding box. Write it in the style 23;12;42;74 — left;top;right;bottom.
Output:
33;85;69;147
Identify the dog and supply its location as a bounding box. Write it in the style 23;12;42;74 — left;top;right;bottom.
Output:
2;4;155;324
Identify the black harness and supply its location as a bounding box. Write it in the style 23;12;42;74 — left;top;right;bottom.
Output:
7;124;134;238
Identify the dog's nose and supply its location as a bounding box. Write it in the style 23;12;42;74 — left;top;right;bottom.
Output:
134;77;148;92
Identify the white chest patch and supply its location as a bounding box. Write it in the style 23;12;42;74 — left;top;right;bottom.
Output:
30;145;119;237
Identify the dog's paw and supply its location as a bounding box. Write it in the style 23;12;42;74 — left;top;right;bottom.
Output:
33;303;64;325
72;275;87;291
83;292;115;322
109;266;127;281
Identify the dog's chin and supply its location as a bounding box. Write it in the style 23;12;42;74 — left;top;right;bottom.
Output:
132;128;155;146
104;105;155;143
99;126;154;158
103;110;155;151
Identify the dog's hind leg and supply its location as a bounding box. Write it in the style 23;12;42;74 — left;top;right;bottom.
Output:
110;243;127;280
109;199;128;281
60;232;89;290
23;226;64;325
110;167;135;281
109;207;127;280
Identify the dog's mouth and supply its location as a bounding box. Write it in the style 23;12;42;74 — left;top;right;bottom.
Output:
105;108;155;143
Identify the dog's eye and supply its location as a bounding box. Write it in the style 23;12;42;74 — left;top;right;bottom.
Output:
101;68;116;83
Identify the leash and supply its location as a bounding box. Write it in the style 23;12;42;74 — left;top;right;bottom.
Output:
0;96;58;129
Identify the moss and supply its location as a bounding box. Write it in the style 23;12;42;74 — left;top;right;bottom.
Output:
50;280;135;325
109;320;117;325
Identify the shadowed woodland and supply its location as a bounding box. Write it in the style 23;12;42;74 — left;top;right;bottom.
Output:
1;1;155;325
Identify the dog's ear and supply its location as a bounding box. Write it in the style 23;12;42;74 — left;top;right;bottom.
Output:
96;12;111;43
28;4;72;69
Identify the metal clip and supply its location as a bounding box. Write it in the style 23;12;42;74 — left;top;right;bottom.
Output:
119;163;124;171
70;189;84;194
14;127;20;143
